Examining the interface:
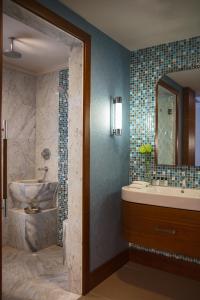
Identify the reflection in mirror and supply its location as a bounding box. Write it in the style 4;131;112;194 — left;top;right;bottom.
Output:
156;69;200;167
156;82;177;165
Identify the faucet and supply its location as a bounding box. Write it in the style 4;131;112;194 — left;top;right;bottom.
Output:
38;166;48;182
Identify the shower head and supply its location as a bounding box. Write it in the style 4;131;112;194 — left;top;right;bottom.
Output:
3;37;22;59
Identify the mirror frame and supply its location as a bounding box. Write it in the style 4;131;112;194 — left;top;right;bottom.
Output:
155;80;179;166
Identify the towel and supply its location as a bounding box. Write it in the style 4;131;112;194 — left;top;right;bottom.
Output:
129;181;150;189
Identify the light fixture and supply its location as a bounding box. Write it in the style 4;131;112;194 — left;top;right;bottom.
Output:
110;96;122;136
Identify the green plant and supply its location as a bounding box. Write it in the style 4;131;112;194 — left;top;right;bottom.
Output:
139;144;153;182
139;144;153;154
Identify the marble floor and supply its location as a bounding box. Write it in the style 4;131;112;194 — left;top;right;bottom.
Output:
3;247;200;300
2;245;80;300
80;262;200;300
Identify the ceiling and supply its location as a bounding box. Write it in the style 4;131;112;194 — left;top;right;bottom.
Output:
3;14;70;74
60;0;200;50
168;69;200;97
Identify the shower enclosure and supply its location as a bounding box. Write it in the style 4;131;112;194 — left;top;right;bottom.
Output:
1;0;91;297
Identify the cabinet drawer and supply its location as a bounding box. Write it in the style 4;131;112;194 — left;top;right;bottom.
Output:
123;201;200;258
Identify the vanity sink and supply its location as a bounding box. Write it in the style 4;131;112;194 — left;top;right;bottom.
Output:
122;185;200;211
9;180;58;209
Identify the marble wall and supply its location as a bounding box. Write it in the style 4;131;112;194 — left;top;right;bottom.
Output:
9;208;57;252
2;65;36;245
35;71;59;182
35;69;70;246
3;0;70;265
2;65;62;248
63;45;83;294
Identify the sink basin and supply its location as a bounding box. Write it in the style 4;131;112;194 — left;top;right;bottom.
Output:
122;185;200;211
9;180;58;209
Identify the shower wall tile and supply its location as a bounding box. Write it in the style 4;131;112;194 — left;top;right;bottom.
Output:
2;65;36;245
58;69;69;245
3;3;70;248
63;44;83;294
35;70;69;248
35;71;59;182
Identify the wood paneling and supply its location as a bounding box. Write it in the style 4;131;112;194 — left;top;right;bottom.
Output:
182;87;196;165
123;201;200;259
89;249;129;290
0;0;2;296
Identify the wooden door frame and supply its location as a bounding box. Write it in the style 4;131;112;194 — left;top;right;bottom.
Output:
0;0;91;295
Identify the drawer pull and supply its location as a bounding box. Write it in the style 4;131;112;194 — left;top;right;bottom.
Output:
155;226;176;235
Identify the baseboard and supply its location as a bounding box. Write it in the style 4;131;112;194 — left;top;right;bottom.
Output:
89;249;129;290
130;248;200;281
88;247;200;293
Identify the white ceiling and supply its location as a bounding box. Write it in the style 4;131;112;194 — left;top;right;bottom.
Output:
168;69;200;97
60;0;200;50
3;14;70;74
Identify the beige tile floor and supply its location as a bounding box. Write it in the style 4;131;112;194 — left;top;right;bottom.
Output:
81;262;200;300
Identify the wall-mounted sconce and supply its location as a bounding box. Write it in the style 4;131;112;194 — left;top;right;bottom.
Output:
110;96;122;136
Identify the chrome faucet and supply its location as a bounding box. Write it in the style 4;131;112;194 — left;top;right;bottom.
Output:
38;166;48;182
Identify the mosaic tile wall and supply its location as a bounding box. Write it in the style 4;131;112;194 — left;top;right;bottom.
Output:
58;69;69;245
130;243;200;264
130;36;200;187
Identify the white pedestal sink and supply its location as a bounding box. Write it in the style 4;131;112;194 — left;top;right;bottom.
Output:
9;180;58;209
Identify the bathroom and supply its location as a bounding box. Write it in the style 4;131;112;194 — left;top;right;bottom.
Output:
1;0;200;300
2;0;85;299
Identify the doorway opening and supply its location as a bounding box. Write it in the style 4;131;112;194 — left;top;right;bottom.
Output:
1;0;91;298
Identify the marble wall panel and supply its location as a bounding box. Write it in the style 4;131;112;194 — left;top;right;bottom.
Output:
35;71;59;182
63;45;83;294
8;208;57;252
2;65;36;245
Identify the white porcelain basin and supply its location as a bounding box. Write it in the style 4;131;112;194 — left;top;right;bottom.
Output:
9;180;58;209
122;185;200;211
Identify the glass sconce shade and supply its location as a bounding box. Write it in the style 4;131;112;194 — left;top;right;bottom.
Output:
111;96;122;136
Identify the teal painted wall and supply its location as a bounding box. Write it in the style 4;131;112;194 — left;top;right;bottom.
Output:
37;0;130;270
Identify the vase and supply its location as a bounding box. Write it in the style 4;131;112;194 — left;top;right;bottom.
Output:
145;155;151;183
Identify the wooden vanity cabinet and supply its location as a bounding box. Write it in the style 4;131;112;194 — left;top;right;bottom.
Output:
122;201;200;259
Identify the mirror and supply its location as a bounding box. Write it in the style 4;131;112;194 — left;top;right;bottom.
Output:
156;69;200;166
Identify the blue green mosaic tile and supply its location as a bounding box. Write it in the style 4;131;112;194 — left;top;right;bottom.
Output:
130;36;200;188
130;243;200;265
58;69;68;245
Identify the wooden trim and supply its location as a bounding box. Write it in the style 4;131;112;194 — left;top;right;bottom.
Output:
155;80;179;166
182;87;196;166
158;80;179;96
82;38;91;294
130;248;200;282
1;0;91;296
3;139;7;200
13;0;90;42
0;0;2;296
89;249;129;290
